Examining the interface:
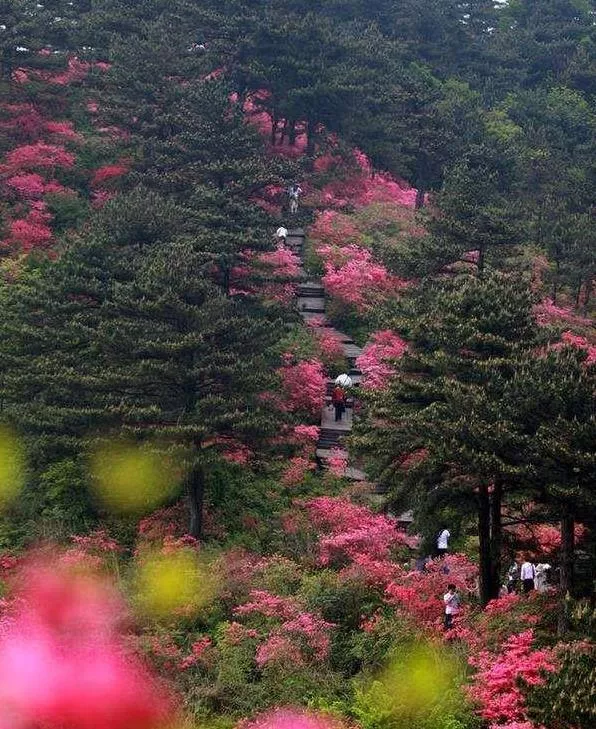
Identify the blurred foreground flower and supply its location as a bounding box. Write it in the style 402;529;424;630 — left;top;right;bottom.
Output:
135;548;216;619
90;441;181;514
0;426;25;509
356;643;458;722
0;560;174;729
238;708;346;729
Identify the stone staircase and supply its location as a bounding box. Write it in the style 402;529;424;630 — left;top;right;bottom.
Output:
288;227;414;526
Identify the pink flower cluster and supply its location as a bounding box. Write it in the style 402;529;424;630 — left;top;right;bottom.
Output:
278;357;326;417
0;563;172;729
71;529;122;554
385;554;478;629
12;56;109;87
300;496;414;567
356;330;408;390
468;630;556;727
179;636;212;670
5;208;53;251
91;162;130;188
553;330;596;365
234;589;334;666
533;299;592;328
318;244;408;311
308;322;345;365
281;456;316;487
238;708;345;729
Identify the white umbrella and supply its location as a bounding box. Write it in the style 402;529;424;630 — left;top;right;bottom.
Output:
335;373;352;388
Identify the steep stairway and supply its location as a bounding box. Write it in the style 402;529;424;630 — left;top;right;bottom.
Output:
288;227;414;527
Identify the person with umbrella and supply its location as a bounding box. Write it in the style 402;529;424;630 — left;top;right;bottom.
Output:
332;374;351;422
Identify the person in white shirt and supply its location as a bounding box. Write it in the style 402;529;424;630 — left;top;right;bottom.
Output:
443;583;460;629
288;184;302;214
275;226;288;246
436;528;450;557
520;557;536;593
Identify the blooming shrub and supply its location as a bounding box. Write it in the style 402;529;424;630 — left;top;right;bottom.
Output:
318;244;408;312
234;589;335;665
356;330;408;390
468;630;556;727
238;708;345;729
299;496;415;567
4;142;75;171
278;357;326;417
385;554;478;630
6;172;46;198
553;331;596;365
282;457;316;487
91;163;129;188
533;299;592;328
5;209;54;251
0;562;172;729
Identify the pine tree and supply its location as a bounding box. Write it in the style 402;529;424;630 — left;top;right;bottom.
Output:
0;191;291;538
351;273;542;604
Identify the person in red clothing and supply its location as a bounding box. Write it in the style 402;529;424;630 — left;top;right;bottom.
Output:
332;385;346;422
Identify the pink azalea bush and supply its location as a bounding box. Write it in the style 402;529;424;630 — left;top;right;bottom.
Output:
299;496;415;566
238;708;345;729
385;554;478;629
552;330;596;365
320;245;408;311
356;330;408;390
533;299;592;328
468;630;556;728
0;561;173;729
278;357;326;417
234;589;335;666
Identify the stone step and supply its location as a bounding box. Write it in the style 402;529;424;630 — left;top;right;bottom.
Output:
298;284;325;297
317;428;348;449
297;295;326;310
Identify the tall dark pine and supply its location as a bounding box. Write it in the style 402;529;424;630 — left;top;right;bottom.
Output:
0;192;288;537
351;273;541;604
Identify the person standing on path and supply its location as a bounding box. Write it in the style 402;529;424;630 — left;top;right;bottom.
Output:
534;562;551;592
332;385;346;422
288;184;302;214
520;557;536;593
443;583;460;630
507;558;520;594
436;528;450;557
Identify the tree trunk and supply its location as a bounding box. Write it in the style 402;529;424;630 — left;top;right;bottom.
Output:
289;120;297;146
415;187;426;209
187;463;205;539
478;483;493;606
583;276;592;310
270;114;279;146
574;278;583;310
490;479;503;600
552;259;560;304
280;118;289;145
558;512;575;635
305;119;315;156
477;245;486;276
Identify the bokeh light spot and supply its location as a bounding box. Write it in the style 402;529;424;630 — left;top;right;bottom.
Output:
90;442;180;514
135;550;216;619
0;425;26;509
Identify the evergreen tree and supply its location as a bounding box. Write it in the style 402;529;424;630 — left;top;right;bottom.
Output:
351;273;542;604
0;192;291;538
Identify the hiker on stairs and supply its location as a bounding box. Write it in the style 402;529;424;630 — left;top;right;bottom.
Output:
332;384;346;422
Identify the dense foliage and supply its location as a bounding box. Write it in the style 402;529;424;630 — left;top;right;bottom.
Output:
0;2;594;729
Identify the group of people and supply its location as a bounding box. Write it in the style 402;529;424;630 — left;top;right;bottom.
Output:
275;185;303;245
507;556;551;594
